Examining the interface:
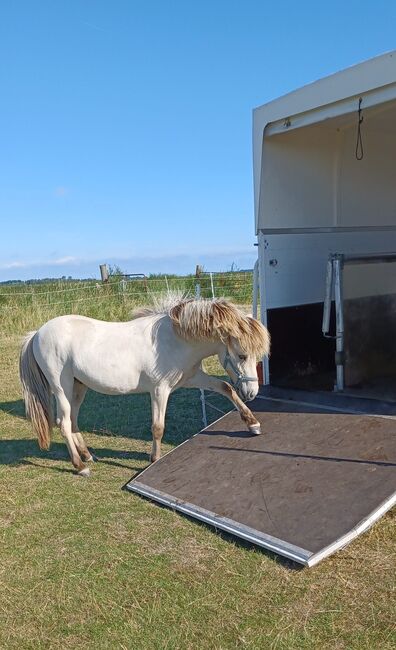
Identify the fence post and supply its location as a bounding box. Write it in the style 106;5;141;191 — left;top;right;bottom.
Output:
119;278;127;303
99;264;109;283
209;272;215;298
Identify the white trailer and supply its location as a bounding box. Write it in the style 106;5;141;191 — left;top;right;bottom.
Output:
253;51;396;391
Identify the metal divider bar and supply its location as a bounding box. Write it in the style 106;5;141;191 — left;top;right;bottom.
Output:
334;256;345;392
323;251;396;392
322;258;334;338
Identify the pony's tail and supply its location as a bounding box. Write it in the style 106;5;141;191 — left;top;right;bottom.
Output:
19;332;53;450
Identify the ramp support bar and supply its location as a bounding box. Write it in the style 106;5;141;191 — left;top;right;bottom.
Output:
323;251;396;392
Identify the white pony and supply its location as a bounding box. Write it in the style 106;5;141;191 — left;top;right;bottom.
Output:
19;296;270;476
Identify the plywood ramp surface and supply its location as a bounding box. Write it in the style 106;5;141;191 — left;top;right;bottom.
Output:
126;397;396;566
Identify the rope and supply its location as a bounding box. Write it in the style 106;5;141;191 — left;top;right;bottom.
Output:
355;97;364;161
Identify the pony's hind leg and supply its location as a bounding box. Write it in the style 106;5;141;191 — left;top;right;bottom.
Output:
54;381;90;477
71;380;93;462
150;386;170;462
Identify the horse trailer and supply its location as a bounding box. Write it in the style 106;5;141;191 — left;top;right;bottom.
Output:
254;50;396;396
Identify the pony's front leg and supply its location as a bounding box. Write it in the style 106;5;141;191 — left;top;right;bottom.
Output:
183;369;261;435
150;386;170;462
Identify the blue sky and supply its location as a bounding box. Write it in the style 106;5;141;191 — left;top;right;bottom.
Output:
1;1;396;280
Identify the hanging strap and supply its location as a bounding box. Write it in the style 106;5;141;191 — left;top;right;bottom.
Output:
355;97;364;161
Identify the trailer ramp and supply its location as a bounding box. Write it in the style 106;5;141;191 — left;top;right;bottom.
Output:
126;396;396;566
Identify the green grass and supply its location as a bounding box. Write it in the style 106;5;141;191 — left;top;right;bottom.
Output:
0;281;395;649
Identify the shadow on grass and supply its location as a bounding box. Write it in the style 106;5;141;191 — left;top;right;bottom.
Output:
0;394;154;439
0;380;232;478
0;387;225;446
0;398;25;418
0;388;227;475
0;438;149;471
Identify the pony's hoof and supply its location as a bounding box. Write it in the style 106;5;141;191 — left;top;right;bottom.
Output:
249;424;262;435
86;454;96;462
78;467;90;477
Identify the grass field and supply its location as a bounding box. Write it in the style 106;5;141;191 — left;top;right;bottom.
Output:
0;276;395;649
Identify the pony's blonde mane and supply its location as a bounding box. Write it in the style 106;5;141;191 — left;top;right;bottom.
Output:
132;291;187;319
133;294;270;358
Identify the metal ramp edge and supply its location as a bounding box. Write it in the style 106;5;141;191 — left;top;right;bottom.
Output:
126;476;396;568
126;480;312;566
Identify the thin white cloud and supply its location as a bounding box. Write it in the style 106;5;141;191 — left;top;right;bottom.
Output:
52;256;77;265
2;261;27;269
0;256;78;270
113;246;255;263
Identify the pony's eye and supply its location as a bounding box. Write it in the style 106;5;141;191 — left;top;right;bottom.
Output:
239;355;247;361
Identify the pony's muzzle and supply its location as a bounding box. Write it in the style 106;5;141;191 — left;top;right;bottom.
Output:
239;383;259;402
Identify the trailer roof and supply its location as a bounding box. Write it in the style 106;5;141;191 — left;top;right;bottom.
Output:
253;51;396;230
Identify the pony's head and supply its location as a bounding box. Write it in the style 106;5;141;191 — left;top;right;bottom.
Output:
169;298;270;402
217;332;262;402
